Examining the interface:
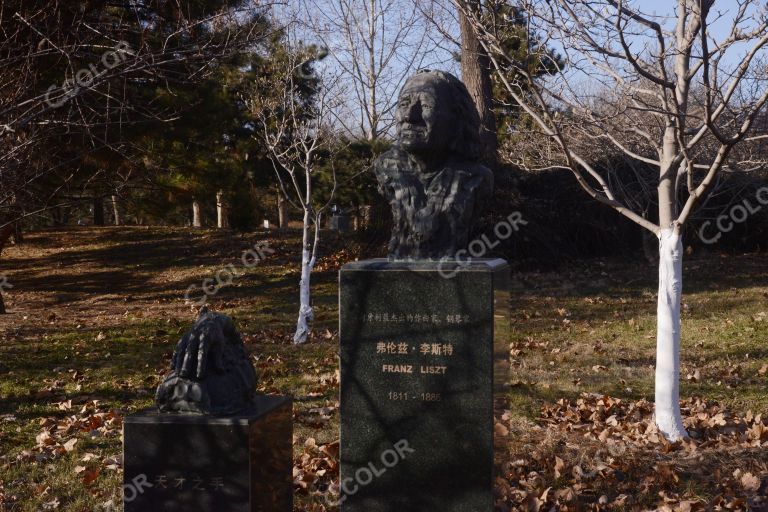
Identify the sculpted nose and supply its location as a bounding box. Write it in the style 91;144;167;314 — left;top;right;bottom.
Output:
405;100;423;123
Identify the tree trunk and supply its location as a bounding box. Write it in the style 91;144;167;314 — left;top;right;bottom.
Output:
192;200;202;228
0;225;13;314
293;208;315;344
458;0;497;165
655;228;687;441
93;197;105;226
654;125;687;441
51;206;68;226
216;190;229;229
366;0;379;140
277;190;288;229
12;222;22;244
112;195;122;226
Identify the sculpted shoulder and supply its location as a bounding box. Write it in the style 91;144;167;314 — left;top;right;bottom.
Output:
373;146;412;181
374;146;409;167
445;159;494;193
452;160;492;179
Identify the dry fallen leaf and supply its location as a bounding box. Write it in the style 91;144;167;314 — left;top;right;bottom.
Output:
82;468;100;485
42;498;60;510
36;431;55;446
740;472;760;492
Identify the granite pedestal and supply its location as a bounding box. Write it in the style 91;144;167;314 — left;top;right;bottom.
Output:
339;259;510;512
123;395;293;512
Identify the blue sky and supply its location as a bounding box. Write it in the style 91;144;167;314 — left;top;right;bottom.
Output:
271;0;764;137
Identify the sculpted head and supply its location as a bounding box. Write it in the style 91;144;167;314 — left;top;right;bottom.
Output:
395;70;482;160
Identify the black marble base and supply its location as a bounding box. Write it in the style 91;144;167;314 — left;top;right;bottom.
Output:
339;259;510;512
123;395;293;512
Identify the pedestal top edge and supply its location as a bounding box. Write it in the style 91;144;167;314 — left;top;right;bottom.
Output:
341;258;509;272
125;394;292;425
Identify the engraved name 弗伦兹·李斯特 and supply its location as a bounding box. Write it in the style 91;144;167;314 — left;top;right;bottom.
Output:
376;342;455;355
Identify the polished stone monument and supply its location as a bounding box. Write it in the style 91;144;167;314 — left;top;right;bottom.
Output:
339;70;509;512
124;310;293;512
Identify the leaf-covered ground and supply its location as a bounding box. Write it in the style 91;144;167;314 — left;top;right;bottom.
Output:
0;227;766;511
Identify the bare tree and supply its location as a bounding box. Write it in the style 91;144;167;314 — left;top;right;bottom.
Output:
247;49;341;344
290;0;445;140
457;0;768;441
0;1;274;312
0;2;274;226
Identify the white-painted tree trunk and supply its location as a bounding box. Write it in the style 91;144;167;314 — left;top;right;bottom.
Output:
216;190;229;229
654;227;688;441
277;190;288;229
111;195;121;226
192;200;202;228
293;207;317;344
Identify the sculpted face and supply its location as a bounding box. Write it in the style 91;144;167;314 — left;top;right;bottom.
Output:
395;74;453;154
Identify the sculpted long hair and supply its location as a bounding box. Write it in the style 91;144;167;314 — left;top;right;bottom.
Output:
405;69;483;161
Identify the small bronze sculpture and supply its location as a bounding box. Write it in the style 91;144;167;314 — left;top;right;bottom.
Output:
374;70;494;260
156;308;257;415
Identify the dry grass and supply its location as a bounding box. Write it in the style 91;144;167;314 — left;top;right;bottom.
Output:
0;227;766;510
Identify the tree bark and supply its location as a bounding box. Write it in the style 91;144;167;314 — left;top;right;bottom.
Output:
112;195;122;226
192;200;202;228
654;125;687;441
293;207;316;344
216;190;229;229
12;223;22;244
458;0;497;165
93;197;105;226
655;227;687;441
0;224;13;314
277;190;288;229
51;206;69;226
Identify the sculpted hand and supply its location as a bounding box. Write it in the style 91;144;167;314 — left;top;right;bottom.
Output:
174;328;223;380
157;309;257;415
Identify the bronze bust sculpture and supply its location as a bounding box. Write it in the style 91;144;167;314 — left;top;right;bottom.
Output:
374;70;494;260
